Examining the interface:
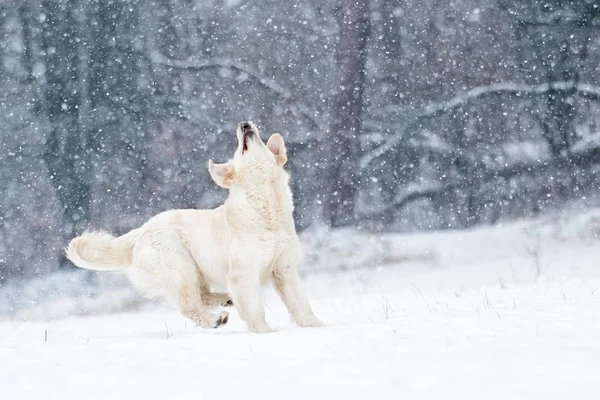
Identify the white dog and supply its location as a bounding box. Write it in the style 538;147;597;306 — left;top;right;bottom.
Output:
66;121;323;333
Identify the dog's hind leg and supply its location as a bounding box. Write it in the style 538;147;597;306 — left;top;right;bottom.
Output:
131;232;229;329
166;236;230;327
196;271;233;308
177;269;229;329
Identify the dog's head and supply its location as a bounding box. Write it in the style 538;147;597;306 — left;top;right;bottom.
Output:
208;121;288;189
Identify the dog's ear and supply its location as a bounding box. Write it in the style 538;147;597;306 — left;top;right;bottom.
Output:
266;134;287;166
208;160;235;188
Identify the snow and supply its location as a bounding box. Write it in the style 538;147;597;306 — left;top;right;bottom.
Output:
2;211;600;399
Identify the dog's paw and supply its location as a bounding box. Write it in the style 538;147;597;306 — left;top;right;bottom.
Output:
206;293;234;308
247;323;274;334
214;311;229;328
297;316;325;328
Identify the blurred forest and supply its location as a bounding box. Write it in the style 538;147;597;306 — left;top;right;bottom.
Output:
2;0;600;282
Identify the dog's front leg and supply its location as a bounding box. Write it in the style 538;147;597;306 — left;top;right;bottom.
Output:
273;244;324;328
227;250;272;333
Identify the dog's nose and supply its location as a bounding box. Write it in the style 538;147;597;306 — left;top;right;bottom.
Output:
240;122;253;132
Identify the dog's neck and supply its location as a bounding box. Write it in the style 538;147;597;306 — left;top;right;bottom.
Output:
225;170;295;232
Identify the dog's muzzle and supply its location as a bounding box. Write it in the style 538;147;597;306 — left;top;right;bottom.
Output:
240;122;256;153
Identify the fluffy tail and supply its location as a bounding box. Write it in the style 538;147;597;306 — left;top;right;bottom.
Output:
66;229;141;271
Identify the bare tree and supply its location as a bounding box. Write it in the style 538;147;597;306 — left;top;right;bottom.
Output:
40;0;91;264
326;0;370;227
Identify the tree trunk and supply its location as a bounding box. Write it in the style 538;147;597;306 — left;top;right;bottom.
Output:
326;0;370;227
41;0;91;265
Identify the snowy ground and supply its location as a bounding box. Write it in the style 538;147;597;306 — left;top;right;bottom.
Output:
2;210;600;399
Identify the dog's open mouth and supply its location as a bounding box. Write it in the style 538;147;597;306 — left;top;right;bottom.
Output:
241;122;254;153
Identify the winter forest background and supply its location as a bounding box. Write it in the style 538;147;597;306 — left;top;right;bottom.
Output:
1;0;600;283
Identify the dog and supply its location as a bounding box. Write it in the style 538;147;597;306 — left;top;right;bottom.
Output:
66;121;323;333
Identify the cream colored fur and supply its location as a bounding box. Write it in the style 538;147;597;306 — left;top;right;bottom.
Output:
66;121;323;333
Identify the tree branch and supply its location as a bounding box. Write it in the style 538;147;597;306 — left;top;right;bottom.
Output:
360;80;600;168
151;52;291;98
150;53;322;131
360;144;600;220
358;184;451;219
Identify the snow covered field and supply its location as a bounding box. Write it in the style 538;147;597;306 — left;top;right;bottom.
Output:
2;211;600;399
